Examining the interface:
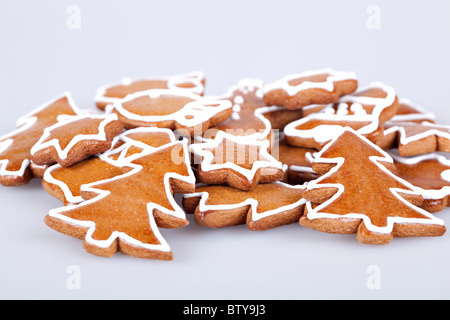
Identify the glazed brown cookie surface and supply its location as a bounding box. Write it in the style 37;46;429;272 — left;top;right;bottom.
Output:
183;182;305;231
31;113;124;167
95;71;205;110
284;82;399;150
0;93;79;186
110;89;232;136
300;128;446;245
44;137;195;260
263;69;358;110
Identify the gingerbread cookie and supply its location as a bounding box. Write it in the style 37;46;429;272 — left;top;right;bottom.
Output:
183;182;306;231
391;152;450;213
284;82;399;150
0;92;79;186
107;127;176;161
275;134;320;185
377;121;450;156
300;128;446;245
30;113;124;167
389;98;435;124
190;131;284;191
29;162;49;179
108;89;232;136
44;137;196;260
262;68;358;110
199;79;303;145
43;127;176;205
95;71;206;110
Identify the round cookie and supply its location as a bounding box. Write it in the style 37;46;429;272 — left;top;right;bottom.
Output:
95;71;206;110
108;89;232;137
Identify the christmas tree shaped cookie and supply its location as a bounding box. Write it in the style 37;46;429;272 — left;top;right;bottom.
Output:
301;128;446;245
43;128;177;205
44;138;195;260
0;93;79;186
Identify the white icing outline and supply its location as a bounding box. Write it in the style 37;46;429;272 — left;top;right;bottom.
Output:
289;165;316;174
304;127;444;234
107;127;177;163
262;68;357;96
190;131;283;182
47;137;195;255
30;113;121;160
183;181;306;222
195;78;278;143
0;92;80;178
284;82;397;145
44;127;177;204
94;71;205;108
110;89;232;128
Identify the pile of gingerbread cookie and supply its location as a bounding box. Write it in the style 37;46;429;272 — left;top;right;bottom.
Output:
1;69;449;260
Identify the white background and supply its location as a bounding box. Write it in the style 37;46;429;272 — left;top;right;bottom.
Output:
0;0;449;299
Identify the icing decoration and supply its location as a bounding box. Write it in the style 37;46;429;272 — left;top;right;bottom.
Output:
44;137;196;260
107;127;176;161
284;82;399;150
301;128;445;245
0;92;79;186
190;131;284;191
95;71;205;110
108;89;232;136
198;79;303;144
183;182;306;230
29;161;49;179
378;121;450;156
30;113;124;167
262;68;358;109
43;127;176;205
